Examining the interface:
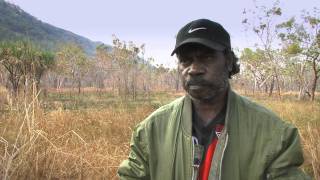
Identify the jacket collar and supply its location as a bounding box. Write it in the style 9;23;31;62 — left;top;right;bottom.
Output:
180;88;237;136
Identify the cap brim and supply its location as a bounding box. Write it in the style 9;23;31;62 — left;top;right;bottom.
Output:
171;38;225;56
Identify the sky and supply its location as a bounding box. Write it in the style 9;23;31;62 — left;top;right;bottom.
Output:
6;0;320;68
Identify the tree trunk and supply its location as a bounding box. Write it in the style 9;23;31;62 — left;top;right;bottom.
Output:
298;63;306;100
123;70;129;100
132;67;137;101
268;76;275;97
12;81;19;98
311;59;319;101
311;72;319;101
264;84;268;94
253;77;257;95
298;85;303;100
275;73;281;99
78;79;81;94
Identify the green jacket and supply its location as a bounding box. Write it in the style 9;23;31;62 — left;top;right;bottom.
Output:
118;90;310;180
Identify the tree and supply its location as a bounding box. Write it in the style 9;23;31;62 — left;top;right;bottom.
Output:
32;51;55;93
139;57;154;100
240;48;274;94
242;0;284;97
0;62;5;86
94;44;113;90
170;68;180;92
0;40;55;98
277;8;320;101
21;43;55;95
109;35;144;99
55;43;91;94
0;41;27;97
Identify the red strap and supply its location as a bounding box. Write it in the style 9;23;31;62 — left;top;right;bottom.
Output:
198;124;224;180
198;138;218;180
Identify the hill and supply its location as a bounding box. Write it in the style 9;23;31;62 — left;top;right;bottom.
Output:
0;0;102;55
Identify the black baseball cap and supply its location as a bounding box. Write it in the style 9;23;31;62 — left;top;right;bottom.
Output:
171;19;231;56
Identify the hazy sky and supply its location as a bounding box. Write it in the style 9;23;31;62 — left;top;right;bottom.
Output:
6;0;320;67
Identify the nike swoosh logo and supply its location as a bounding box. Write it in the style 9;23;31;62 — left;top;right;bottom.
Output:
188;27;207;33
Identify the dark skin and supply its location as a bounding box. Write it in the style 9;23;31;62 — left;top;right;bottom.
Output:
177;44;232;125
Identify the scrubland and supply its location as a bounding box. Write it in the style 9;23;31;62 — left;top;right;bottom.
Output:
0;88;319;179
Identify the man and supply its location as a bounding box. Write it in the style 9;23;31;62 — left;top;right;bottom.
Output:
118;19;309;180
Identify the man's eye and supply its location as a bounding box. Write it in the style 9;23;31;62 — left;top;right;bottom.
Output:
200;54;215;59
179;58;192;64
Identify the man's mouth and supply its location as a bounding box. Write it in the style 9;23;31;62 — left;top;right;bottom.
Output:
188;85;205;90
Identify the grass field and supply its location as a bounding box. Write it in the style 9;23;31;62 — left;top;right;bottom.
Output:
0;88;319;179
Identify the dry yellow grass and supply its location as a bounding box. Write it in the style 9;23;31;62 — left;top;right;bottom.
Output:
251;96;320;178
0;101;154;179
0;89;319;179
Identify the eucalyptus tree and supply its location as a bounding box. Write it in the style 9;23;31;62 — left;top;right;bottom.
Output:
277;8;320;101
240;48;274;94
95;44;113;90
242;0;284;97
55;43;91;94
109;35;144;99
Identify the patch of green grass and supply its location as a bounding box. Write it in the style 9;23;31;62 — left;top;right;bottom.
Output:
40;91;181;111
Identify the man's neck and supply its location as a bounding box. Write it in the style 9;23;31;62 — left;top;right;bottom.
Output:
191;90;228;126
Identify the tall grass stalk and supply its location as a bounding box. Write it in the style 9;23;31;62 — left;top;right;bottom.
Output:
301;123;320;179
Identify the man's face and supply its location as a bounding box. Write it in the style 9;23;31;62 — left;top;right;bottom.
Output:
177;44;230;102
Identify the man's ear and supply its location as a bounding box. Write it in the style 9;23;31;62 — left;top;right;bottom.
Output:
227;61;233;72
226;54;233;73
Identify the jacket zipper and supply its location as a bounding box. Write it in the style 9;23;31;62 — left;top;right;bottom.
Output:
192;136;200;180
219;133;228;180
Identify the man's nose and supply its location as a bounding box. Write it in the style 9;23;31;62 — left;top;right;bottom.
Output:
188;60;205;76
